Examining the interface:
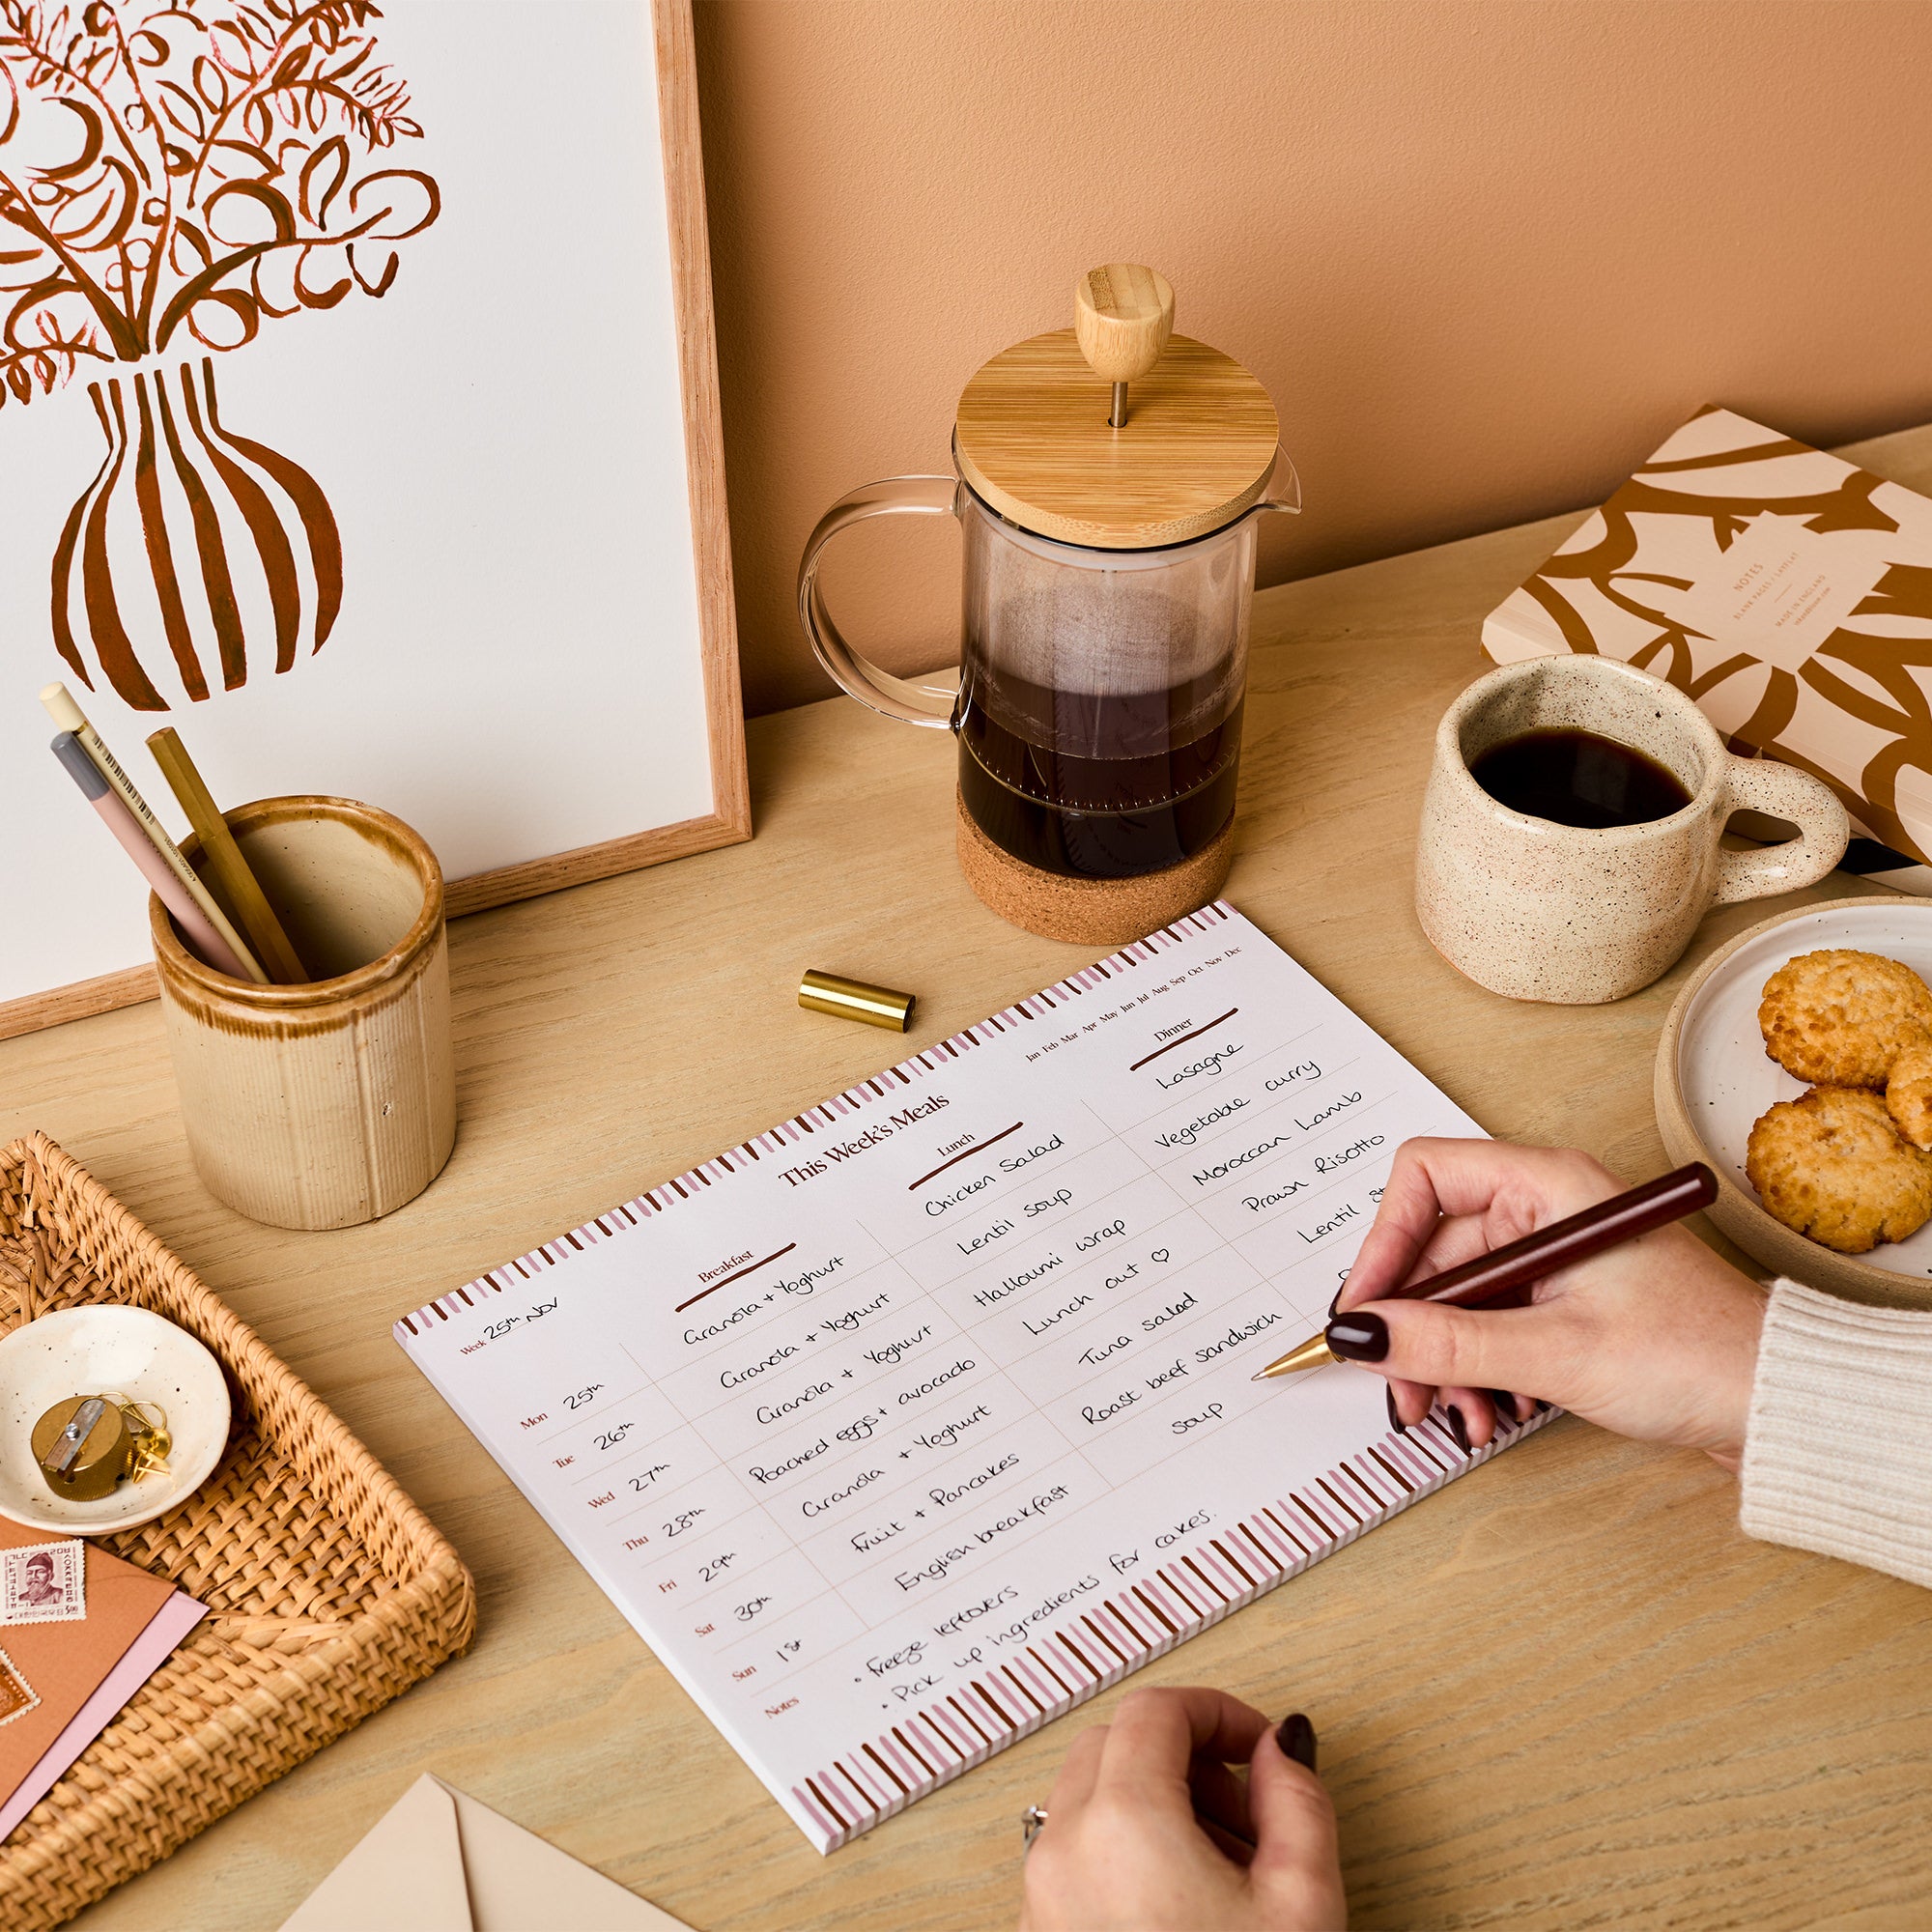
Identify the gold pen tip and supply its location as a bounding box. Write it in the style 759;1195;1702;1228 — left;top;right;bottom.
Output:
1252;1329;1338;1379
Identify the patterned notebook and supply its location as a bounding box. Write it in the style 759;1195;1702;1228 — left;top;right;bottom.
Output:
1484;406;1932;864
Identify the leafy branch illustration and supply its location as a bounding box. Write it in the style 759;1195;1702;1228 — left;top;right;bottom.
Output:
0;0;437;400
0;0;440;708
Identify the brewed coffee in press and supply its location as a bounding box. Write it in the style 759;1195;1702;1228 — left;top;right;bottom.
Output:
798;264;1296;943
953;511;1253;877
955;682;1245;878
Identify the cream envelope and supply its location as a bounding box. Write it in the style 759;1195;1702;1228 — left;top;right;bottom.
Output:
281;1773;689;1932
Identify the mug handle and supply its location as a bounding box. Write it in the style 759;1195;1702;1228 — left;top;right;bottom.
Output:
1714;756;1852;904
797;476;962;728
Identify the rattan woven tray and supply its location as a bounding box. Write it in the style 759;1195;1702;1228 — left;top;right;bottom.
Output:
0;1132;475;1929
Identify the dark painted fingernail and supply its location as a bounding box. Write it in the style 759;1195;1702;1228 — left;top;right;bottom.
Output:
1327;1287;1342;1319
1276;1712;1317;1771
1384;1383;1406;1435
1325;1311;1388;1362
1486;1389;1517;1425
1445;1404;1471;1453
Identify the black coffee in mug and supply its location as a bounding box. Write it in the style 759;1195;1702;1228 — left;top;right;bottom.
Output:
1469;726;1691;830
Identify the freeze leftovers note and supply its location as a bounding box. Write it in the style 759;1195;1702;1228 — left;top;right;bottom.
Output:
396;904;1547;1852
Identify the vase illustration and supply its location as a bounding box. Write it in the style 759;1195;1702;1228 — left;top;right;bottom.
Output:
52;356;342;709
0;0;439;710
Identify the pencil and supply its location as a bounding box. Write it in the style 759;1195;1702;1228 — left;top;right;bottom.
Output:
50;735;253;980
1251;1162;1719;1378
40;683;269;984
146;727;308;983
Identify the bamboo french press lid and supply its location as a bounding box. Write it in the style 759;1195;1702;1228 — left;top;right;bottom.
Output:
953;264;1280;551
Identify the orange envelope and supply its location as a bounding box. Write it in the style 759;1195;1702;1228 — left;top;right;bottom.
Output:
0;1519;179;1799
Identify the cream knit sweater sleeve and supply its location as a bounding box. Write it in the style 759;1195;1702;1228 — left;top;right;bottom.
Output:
1740;1279;1932;1588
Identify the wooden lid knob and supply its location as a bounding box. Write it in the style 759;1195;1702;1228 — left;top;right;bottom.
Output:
955;264;1275;547
954;327;1278;549
1074;264;1175;384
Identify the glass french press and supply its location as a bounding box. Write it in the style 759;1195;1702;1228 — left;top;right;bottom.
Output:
798;265;1299;944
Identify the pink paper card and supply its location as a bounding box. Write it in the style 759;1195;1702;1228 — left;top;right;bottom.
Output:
0;1591;207;1843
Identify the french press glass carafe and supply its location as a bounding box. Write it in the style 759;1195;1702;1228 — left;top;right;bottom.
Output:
799;265;1298;945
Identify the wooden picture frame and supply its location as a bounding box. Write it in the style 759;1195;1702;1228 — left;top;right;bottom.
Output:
0;0;748;1042
444;0;749;920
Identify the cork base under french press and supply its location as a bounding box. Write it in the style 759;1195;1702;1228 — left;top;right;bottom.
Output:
955;793;1236;946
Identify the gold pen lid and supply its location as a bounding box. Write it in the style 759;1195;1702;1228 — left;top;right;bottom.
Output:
799;970;916;1033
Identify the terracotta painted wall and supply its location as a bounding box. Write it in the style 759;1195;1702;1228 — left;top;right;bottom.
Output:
694;0;1932;718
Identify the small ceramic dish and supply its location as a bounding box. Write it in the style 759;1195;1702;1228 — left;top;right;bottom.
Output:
1656;895;1932;1309
0;1306;231;1534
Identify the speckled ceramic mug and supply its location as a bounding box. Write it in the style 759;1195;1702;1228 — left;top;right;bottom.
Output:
1415;656;1849;1004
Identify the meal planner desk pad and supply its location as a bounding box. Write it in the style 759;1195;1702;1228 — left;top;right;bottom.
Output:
398;904;1551;1851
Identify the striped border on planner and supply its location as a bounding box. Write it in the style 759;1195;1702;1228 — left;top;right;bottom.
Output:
785;1402;1557;1850
394;901;1240;1341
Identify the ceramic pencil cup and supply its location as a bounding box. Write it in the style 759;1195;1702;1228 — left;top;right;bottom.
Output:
151;796;456;1231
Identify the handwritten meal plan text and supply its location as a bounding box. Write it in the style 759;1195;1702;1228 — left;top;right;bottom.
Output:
399;905;1542;1851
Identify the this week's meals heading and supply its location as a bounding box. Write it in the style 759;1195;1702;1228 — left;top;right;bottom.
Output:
398;904;1548;1853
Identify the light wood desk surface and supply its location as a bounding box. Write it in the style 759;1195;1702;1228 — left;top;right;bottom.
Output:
11;427;1932;1931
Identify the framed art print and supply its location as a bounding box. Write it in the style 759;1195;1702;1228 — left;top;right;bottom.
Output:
0;0;748;1035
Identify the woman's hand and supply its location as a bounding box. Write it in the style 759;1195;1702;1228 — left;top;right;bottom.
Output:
1334;1139;1767;1467
1018;1687;1346;1932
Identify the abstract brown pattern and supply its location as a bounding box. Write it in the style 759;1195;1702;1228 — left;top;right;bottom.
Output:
1523;408;1932;865
0;0;438;708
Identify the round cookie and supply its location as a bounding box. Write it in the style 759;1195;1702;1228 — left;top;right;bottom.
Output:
1746;1085;1932;1254
1758;949;1932;1088
1888;1042;1932;1151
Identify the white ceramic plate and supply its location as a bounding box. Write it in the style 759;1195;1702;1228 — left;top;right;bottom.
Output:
1655;895;1932;1306
0;1306;231;1534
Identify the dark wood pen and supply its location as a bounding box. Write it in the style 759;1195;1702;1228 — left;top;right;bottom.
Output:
1252;1162;1719;1379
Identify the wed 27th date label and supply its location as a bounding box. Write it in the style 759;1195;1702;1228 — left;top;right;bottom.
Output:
398;905;1513;1853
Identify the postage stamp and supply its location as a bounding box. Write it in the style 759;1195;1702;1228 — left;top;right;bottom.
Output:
0;1649;39;1728
0;1540;86;1627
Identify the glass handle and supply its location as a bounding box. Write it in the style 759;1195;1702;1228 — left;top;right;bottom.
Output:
1258;444;1302;516
796;476;963;727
